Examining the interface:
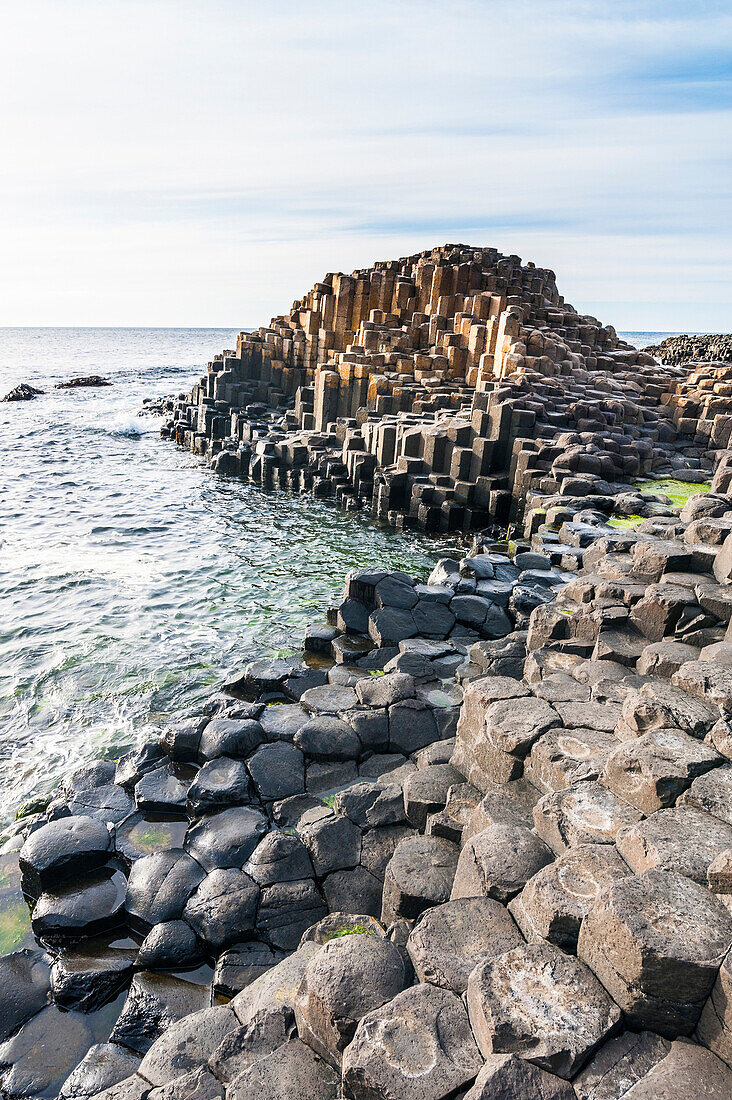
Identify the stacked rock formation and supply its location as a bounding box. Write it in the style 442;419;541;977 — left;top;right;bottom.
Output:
3;474;732;1097
3;248;732;1098
643;334;732;367
162;245;717;532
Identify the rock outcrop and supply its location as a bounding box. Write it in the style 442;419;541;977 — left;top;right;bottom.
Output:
3;246;732;1098
643;334;732;367
162;245;726;533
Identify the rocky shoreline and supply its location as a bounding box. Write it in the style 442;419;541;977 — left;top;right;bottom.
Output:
2;246;732;1099
642;334;732;367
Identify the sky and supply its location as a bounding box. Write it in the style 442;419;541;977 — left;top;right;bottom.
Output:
0;0;730;330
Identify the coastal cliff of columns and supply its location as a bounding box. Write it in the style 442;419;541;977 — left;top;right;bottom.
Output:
3;247;732;1099
162;244;713;533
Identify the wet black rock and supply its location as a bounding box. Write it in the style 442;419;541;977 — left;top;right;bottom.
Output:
213;940;284;998
184;806;268;871
0;1006;97;1097
125;849;206;930
257;878;327;951
0;949;52;1042
199;718;264;761
109;972;210;1054
135;764;191;815
51;939;136;1011
32;868;128;940
186;756;251;815
183;868;260;951
247;741;305;801
67;784;135;824
136;919;202;970
244;830;314;886
55;375;112;388
19;816;114;895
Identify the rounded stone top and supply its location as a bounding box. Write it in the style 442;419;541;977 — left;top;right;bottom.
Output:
300;685;359;715
125;848;206;928
19;816;113;890
300;912;387;946
295;932;408;1044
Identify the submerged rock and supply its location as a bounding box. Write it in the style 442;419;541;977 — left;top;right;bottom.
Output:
55;376;112;389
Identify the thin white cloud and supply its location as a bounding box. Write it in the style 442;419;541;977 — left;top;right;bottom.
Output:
0;0;729;327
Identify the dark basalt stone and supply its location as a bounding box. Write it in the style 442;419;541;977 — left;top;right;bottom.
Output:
138;1005;238;1087
187;756;251;815
55;375;112;388
257;878;327;951
67;784;135;824
199;718;264;760
115;812;188;863
2;383;44;401
322;866;383;917
109;972;210;1055
63;760;117;798
0;949;52;1043
161;716;209;762
115;742;167;790
247;741;305;801
135;764;191;815
136;919;203;970
259;702;309;742
184;806;268;871
19;815;114;894
213;940;285;998
342;983;482;1100
32;868;128;940
51;937;136;1011
294;716;362;760
183;869;260;951
0;1005;96;1099
58;1041;141;1100
244;830;314;886
147;1066;224;1099
223;658;301;699
126;849;206;930
294;933;408;1066
226;1036;339;1100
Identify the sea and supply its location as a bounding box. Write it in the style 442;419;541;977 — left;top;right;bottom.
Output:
0;328;685;823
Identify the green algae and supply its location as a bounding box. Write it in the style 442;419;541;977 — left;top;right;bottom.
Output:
320;794;337;808
0;901;32;953
608;515;645;530
323;923;374;941
135;826;176;851
635;478;711;510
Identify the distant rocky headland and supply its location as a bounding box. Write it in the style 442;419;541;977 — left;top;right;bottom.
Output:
2;245;732;1099
643;333;732;367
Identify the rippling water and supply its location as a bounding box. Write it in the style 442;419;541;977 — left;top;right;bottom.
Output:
0;329;459;824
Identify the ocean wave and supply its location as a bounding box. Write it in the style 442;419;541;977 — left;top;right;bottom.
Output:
96;414;156;438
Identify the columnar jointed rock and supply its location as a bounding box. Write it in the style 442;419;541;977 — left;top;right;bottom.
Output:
161;243;691;536
10;403;732;1097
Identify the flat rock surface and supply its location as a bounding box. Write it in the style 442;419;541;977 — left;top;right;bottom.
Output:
467;943;622;1078
406;896;524;993
452;823;553;902
342;982;482;1100
226;1037;339;1100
